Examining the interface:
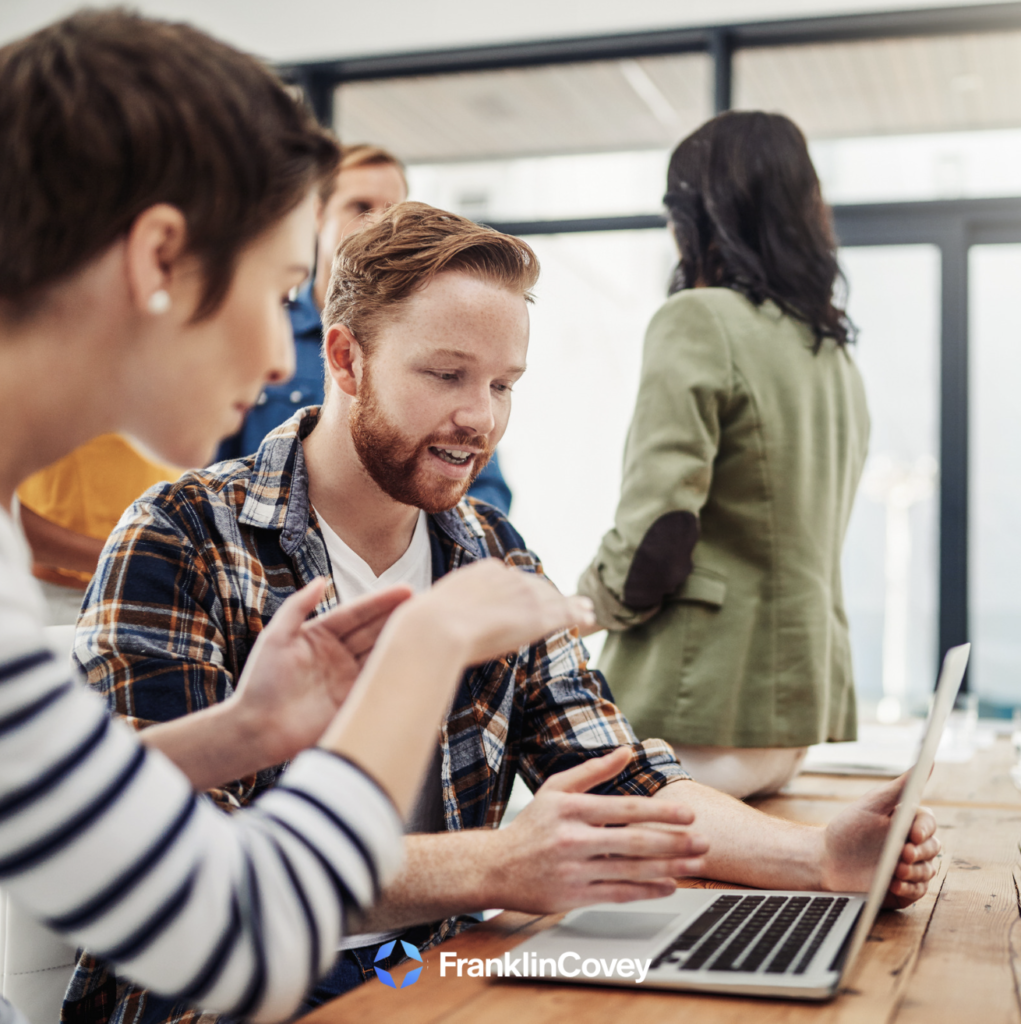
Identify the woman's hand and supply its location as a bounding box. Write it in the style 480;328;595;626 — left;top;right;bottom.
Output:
318;561;595;816
231;578;413;766
411;560;596;666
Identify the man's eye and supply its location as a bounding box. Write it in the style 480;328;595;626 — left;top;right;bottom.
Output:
428;371;459;382
491;382;513;394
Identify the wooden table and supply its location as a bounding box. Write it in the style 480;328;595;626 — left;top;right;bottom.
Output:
308;738;1021;1024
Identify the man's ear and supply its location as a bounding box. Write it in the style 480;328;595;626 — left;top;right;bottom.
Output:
124;204;189;315
323;324;363;399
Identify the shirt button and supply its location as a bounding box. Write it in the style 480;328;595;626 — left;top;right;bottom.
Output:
290;390;303;403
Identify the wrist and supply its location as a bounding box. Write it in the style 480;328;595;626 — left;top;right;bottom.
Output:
391;597;472;665
809;827;835;891
472;828;513;909
216;693;282;768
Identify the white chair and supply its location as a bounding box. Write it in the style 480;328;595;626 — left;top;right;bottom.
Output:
0;626;81;1024
0;895;78;1024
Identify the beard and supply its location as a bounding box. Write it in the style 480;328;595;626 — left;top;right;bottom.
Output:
349;370;494;514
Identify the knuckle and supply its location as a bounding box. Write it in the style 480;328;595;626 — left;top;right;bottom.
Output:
551;826;578;855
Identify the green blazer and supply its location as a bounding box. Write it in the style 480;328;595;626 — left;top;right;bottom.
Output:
579;288;869;749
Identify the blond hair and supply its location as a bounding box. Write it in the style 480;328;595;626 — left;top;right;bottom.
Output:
318;143;407;204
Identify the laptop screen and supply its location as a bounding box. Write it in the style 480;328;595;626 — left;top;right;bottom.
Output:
838;643;970;984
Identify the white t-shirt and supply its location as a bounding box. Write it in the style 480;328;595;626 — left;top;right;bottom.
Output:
315;508;433;603
314;507;445;952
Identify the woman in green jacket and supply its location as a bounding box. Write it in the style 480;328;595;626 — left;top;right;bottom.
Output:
578;111;869;798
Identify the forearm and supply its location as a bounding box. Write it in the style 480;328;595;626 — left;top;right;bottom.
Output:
318;606;466;818
653;779;825;891
353;831;501;933
140;700;266;791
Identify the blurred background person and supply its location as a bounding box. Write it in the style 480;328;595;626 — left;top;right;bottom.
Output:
217;143;513;513
578;111;869;799
15;434;182;624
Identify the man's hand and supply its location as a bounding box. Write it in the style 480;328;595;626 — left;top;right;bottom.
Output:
819;774;941;908
231;578;413;766
488;747;709;913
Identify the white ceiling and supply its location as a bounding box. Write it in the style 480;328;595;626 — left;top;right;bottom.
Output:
338;54;712;162
0;0;1016;64
735;29;1021;136
337;29;1021;162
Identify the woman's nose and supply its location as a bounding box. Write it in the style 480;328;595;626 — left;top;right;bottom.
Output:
265;318;297;387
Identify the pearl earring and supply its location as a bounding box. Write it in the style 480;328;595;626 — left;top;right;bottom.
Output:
147;289;171;315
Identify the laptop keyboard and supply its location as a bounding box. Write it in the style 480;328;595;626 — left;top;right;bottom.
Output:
650;894;850;976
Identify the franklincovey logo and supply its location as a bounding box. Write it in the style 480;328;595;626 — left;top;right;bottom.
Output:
440;950;652;983
374;940;423;990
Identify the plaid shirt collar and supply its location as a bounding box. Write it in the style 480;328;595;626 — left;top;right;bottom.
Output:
238;405;487;561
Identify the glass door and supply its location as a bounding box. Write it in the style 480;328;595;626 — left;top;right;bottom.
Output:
839;245;942;716
969;243;1021;708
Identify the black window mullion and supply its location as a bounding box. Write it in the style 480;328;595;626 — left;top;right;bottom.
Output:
938;220;971;688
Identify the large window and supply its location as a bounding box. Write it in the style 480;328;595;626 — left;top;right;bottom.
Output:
496;229;676;638
734;30;1021;204
406;150;670;224
303;6;1021;701
970;244;1021;703
839;246;942;710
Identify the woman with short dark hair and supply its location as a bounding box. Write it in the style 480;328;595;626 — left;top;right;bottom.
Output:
0;11;591;1022
579;111;869;799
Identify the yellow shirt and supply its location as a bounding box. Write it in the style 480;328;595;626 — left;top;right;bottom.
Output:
17;434;183;585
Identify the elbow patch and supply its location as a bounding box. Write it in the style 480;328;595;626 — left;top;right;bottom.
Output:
622;511;699;611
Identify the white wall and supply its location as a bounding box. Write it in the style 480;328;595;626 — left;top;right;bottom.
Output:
0;0;1015;63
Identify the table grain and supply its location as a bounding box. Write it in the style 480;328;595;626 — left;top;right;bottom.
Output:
307;738;1021;1024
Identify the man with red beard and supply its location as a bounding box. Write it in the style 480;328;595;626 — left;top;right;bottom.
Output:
70;203;940;1022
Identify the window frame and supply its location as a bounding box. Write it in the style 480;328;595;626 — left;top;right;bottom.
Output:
283;5;1021;689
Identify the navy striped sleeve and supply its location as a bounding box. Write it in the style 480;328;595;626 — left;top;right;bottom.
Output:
0;511;403;1023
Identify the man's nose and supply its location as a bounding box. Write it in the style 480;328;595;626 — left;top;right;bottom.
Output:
452;385;496;437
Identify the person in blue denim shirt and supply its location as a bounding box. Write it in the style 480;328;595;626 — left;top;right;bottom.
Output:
217;143;514;513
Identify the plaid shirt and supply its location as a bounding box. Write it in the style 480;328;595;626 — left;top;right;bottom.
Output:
67;407;687;1024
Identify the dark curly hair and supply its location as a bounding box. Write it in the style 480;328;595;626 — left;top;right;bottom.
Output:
664;111;854;349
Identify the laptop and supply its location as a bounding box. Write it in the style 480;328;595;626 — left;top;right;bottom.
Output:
508;643;969;1000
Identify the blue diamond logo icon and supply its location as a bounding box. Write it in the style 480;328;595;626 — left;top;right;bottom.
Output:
374;939;423;990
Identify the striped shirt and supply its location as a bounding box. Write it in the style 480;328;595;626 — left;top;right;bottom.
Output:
0;507;403;1023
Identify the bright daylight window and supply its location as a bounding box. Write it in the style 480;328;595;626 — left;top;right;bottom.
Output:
334;28;1021;695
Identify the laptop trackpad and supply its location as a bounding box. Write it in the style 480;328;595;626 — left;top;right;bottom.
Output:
560;911;675;941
